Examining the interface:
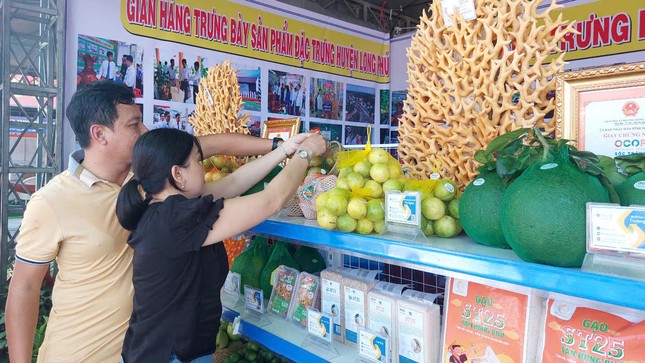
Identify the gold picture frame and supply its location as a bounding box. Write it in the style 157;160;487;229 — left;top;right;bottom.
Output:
555;62;645;157
261;118;301;140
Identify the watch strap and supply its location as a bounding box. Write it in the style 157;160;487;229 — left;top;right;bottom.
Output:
271;137;283;151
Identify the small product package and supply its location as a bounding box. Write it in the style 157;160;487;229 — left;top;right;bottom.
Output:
368;282;406;363
538;295;645;363
321;267;349;343
289;272;321;328
441;277;540;363
267;265;299;319
396;290;442;363
343;269;379;347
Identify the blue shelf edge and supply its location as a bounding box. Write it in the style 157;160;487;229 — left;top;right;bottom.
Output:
222;307;330;363
250;218;645;310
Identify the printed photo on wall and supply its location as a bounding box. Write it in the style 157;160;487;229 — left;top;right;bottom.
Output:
149;104;195;135
344;125;368;145
380;89;390;125
246;116;262;137
391;91;407;127
177;53;209;105
77;34;143;96
310;122;342;143
235;66;261;111
345;84;376;123
309;78;344;120
267;70;306;116
390;130;399;159
153;48;180;102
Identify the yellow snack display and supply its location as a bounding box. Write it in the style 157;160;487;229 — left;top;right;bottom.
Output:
397;0;576;187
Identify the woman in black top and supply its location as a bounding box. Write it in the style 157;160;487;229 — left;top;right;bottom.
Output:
116;128;326;362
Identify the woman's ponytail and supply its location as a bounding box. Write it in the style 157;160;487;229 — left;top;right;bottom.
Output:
116;178;151;230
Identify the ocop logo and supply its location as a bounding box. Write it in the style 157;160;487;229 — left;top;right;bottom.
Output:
614;139;645;148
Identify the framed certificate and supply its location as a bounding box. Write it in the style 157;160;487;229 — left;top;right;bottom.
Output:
555;62;645;157
261;118;301;140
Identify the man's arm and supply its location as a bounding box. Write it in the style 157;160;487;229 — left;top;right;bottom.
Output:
6;261;49;363
198;133;278;158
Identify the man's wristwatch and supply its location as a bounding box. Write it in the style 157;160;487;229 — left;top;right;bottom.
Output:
296;149;310;161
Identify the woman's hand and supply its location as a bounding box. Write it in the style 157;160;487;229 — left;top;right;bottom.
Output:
296;133;328;157
280;133;315;156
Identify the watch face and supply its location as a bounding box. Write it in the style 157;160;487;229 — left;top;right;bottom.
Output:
298;150;309;159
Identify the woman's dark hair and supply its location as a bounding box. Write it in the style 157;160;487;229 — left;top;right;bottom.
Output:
116;129;204;230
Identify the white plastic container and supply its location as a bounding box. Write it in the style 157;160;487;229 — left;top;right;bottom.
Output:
368;282;406;363
321;267;349;343
343;269;379;347
396;290;441;363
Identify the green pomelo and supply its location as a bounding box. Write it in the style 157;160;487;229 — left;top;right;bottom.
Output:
373;219;385;233
364;180;383;198
459;172;509;248
366;199;385;221
337;213;358;232
329;188;350;199
353;159;373;178
346;172;366;190
421;196;446;220
347;197;368;219
336;178;350;190
370;163;390;183
338;167;353;179
433;215;462;238
316;192;330;212
420;216;434;236
433;179;457;201
368;148;391;165
448;198;460;219
616;172;645;206
501;160;610;267
326;194;348;216
382;178;404;192
317;207;338;230
387;161;402;179
356;218;374;235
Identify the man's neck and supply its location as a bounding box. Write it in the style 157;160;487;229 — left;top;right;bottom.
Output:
82;148;131;185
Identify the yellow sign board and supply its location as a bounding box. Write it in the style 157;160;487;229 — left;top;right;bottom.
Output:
552;0;645;61
121;0;390;82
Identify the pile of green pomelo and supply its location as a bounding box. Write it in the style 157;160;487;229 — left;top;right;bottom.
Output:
314;148;463;238
459;128;645;267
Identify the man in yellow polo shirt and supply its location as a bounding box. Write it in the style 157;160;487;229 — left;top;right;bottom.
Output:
5;81;287;362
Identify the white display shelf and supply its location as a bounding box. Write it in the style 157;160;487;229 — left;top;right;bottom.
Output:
249;214;645;310
222;305;357;363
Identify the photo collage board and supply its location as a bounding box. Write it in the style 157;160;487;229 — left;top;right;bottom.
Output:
65;0;403;161
74;39;398;149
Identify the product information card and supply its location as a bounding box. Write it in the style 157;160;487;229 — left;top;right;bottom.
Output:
358;328;388;363
588;203;645;257
385;191;420;226
442;278;529;363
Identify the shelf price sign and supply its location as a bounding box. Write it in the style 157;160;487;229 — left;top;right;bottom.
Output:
541;299;645;363
443;278;529;363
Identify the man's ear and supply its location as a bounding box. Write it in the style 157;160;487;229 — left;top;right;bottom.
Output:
89;124;108;146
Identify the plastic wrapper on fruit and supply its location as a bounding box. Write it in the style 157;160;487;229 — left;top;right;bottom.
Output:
296;173;337;219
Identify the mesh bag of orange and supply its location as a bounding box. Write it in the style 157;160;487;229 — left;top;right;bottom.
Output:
222;234;249;267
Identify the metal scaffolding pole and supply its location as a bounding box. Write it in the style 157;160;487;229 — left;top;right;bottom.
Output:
0;0;65;292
